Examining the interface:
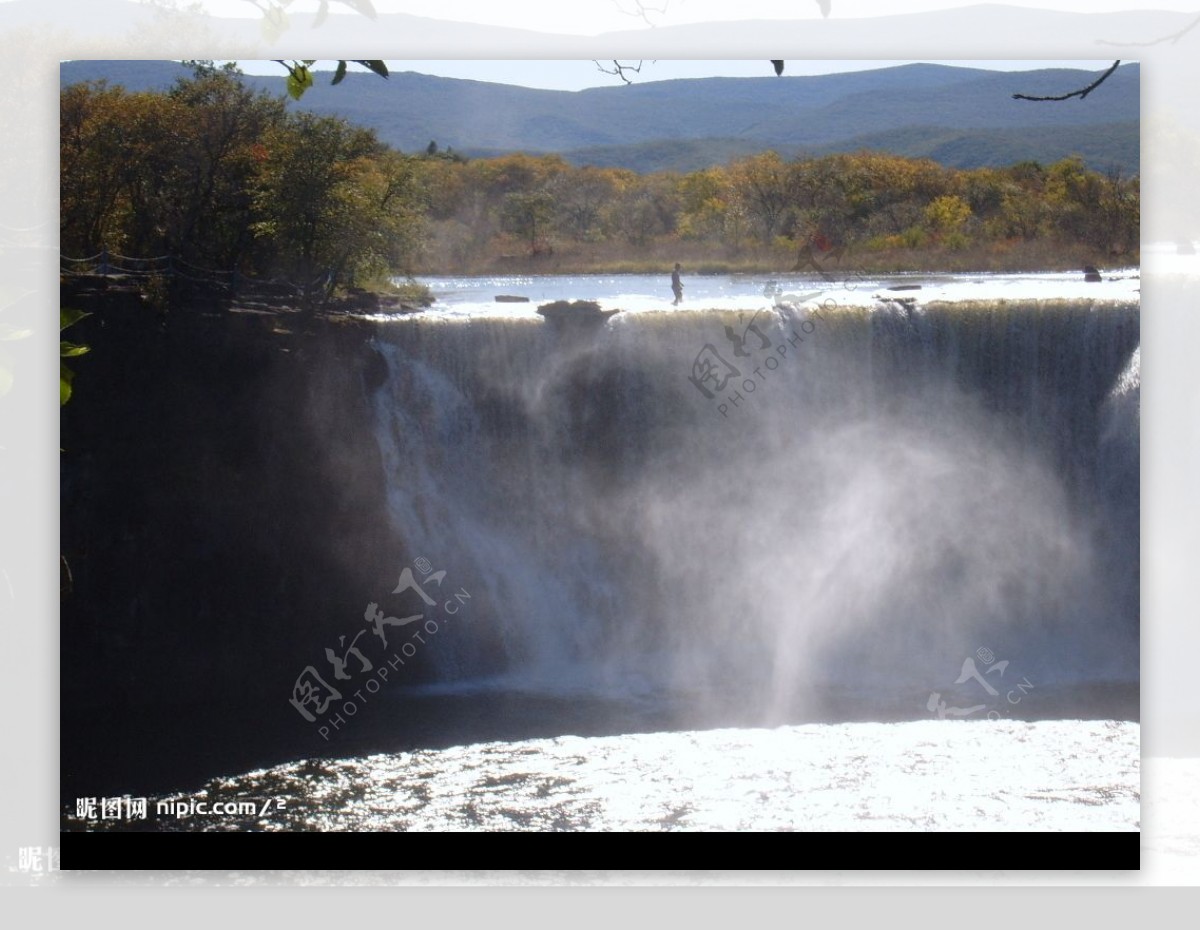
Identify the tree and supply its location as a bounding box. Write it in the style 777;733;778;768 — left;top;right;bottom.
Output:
550;167;622;242
925;195;972;235
60;81;134;256
729;152;795;244
610;174;680;247
250;112;420;306
164;63;287;270
677;166;739;246
60;67;289;273
501;191;556;254
1043;156;1137;255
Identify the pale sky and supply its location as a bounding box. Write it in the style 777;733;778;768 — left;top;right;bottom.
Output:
233;59;1126;92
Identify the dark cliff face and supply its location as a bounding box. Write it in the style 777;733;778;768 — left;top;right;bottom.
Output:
60;283;402;798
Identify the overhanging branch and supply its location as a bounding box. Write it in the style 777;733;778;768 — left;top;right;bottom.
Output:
1013;60;1121;102
595;60;647;85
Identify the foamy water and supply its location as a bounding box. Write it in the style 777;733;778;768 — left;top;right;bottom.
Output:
64;720;1139;832
376;269;1140;320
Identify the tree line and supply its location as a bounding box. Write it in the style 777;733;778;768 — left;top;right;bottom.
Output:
417;148;1138;273
60;63;423;306
61;63;1139;298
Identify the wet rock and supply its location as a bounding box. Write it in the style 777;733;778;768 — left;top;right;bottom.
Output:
536;300;618;323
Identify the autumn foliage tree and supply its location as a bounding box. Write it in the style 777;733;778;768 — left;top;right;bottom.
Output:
408;146;1136;272
60;63;426;307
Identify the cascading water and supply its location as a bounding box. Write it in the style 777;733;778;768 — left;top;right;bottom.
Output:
368;297;1139;726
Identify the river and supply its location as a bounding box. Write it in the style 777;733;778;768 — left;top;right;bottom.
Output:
65;270;1141;834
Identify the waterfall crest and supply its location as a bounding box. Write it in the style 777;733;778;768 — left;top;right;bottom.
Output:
369;299;1139;721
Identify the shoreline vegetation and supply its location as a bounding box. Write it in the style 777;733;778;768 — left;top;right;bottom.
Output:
408;241;1127;280
59;272;436;322
61;63;1139;318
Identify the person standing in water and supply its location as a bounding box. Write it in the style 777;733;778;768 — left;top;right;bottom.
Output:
671;263;684;305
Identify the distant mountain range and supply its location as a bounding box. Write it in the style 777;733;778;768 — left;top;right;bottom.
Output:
60;60;1140;174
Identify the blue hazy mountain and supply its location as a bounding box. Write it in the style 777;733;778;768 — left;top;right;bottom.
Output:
60;60;1139;173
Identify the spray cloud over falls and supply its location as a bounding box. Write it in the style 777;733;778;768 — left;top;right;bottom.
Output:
369;299;1139;724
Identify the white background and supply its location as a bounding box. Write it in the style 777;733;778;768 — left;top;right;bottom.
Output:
2;0;1197;901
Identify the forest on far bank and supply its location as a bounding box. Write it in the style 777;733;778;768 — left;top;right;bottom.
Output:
61;63;1140;305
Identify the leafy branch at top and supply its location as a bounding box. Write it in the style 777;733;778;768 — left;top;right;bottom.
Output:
275;59;389;100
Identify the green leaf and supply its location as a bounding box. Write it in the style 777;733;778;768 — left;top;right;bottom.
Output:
353;60;389;79
286;64;315;100
332;60;348;85
0;324;33;341
60;361;74;406
61;307;90;331
59;309;89;403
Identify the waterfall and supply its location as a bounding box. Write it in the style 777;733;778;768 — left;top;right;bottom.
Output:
368;299;1140;722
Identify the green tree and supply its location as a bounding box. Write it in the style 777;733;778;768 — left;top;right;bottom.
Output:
501;191;556;254
730;151;795;244
164;63;287;270
550;166;622;242
251;112;409;305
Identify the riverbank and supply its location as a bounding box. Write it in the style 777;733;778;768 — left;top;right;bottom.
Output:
59;273;434;319
412;237;1137;278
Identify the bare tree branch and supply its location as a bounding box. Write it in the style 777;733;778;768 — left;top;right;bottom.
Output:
595;60;647;85
610;1;671;27
1013;60;1121;102
1097;11;1200;47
